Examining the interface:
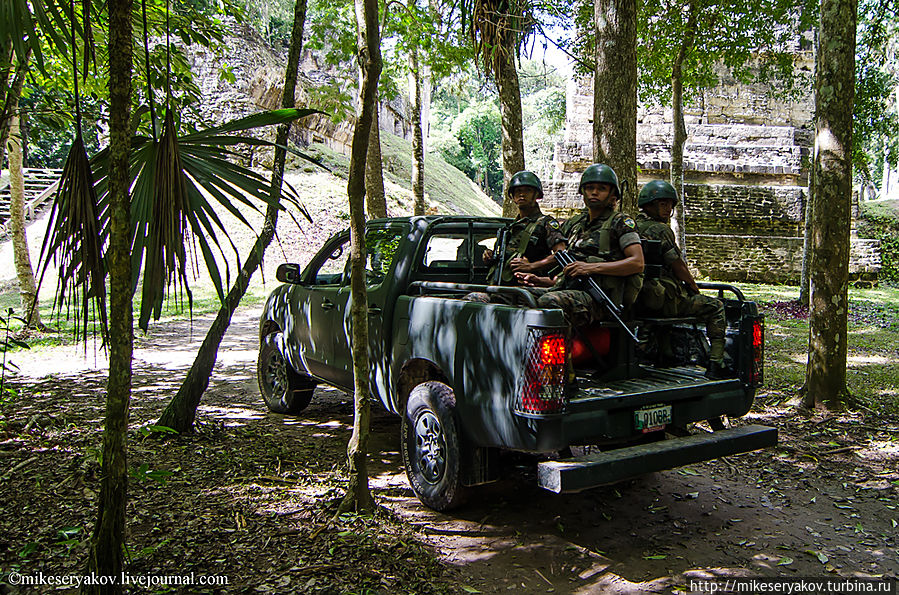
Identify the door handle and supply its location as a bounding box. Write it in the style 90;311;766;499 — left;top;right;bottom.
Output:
368;306;382;316
321;299;335;310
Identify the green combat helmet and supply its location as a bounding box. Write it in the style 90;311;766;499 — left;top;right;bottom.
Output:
508;170;543;199
638;179;678;207
578;164;620;198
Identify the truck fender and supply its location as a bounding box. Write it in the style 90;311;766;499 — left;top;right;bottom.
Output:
395;358;450;415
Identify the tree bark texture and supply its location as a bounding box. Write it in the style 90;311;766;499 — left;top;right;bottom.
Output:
593;0;638;214
339;0;381;514
803;0;856;410
86;0;133;589
156;0;308;433
669;1;697;257
0;48;29;177
799;181;813;306
410;48;426;216
8;115;43;329
496;51;526;218
365;89;387;219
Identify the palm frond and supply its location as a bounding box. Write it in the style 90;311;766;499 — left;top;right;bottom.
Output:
93;108;320;330
37;131;109;345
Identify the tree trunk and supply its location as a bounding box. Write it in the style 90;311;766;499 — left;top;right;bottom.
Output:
593;0;638;214
85;0;133;589
803;0;855;411
669;0;697;257
410;48;426;215
0;47;29;178
496;50;526;218
156;0;308;433
338;0;381;514
799;174;813;306
8;115;44;329
365;89;387;218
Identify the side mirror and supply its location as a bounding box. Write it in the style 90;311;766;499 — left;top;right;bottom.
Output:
276;263;302;284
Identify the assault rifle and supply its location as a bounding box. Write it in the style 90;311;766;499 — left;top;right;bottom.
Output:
492;227;511;285
553;250;639;343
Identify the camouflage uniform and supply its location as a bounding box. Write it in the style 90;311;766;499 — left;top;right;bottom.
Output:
635;213;726;358
466;211;565;303
536;208;643;327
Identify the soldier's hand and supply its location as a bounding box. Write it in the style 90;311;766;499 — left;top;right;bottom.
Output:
563;261;596;278
509;257;533;272
515;272;539;286
482;249;494;263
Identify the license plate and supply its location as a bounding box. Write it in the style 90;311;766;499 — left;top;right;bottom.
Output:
634;405;672;432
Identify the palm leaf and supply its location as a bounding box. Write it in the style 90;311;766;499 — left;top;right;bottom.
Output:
36;130;109;345
88;107;320;330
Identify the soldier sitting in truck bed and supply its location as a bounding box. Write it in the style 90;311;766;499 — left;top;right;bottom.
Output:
535;164;644;327
465;170;566;303
635;180;728;379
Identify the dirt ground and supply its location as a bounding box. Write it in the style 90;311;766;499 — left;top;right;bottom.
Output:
1;305;897;594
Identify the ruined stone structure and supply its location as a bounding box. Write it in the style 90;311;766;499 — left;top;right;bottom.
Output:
183;19;411;158
545;58;881;284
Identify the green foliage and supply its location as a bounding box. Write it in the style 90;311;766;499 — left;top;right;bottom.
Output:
0;308;29;397
858;200;899;284
853;0;899;181
431;87;503;201
520;59;565;182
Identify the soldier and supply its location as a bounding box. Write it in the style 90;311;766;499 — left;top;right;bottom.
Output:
466;171;566;302
635;179;727;378
535;164;644;327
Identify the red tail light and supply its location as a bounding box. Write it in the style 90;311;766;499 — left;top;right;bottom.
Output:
519;331;568;415
750;317;764;386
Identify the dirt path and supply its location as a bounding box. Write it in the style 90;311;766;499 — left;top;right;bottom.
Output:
2;308;897;593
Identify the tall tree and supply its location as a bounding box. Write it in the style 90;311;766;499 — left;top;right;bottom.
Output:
365;90;387;218
593;0;637;213
7;113;45;330
467;0;533;216
803;0;855;410
157;0;310;433
86;0;134;586
339;0;382;513
410;45;426;215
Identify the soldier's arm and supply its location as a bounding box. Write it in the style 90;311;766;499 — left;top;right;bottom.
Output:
563;243;644;278
510;240;567;273
671;257;700;295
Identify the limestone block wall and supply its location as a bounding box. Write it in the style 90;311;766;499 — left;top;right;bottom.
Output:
549;68;882;284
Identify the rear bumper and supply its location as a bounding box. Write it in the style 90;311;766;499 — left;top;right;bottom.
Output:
536;424;777;493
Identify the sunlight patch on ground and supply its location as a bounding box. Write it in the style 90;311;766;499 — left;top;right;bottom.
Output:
847;354;896;366
856;440;899;462
789;352;809;365
198;405;266;424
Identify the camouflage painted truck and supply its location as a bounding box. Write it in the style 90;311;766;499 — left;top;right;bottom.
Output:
257;216;776;511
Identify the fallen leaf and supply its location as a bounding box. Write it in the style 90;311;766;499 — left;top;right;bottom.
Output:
461;586;482;593
644;555;667;560
805;549;829;564
778;557;794;566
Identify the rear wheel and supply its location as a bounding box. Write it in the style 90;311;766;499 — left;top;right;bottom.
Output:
257;333;315;414
401;381;466;511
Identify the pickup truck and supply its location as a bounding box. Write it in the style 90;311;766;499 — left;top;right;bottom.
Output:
258;216;776;511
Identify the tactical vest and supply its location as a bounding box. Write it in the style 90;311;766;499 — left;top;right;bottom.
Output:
635;217;686;313
490;214;552;283
560;210;643;308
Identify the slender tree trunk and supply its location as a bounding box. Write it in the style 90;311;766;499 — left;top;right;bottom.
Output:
593;0;638;214
365;89;387;218
799;173;813;306
156;0;308;433
410;48;425;215
8;115;44;329
85;0;133;589
339;0;381;514
0;47;29;176
669;0;697;256
803;0;855;411
496;51;526;217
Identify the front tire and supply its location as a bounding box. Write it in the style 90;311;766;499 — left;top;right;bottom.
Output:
401;381;466;511
257;333;315;414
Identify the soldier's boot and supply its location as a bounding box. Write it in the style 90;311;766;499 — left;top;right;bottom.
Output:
705;338;727;379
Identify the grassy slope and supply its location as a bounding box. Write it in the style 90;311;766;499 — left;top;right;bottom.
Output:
301;130;501;217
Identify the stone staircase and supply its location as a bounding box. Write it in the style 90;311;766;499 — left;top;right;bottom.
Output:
0;167;63;232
